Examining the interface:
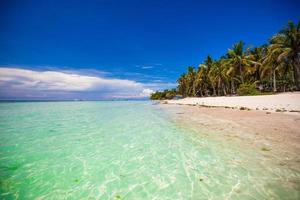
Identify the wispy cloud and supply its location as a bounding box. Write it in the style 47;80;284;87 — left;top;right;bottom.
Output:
136;63;163;70
141;66;154;69
0;67;156;100
144;82;177;90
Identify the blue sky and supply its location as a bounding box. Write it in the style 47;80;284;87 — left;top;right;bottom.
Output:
0;0;299;99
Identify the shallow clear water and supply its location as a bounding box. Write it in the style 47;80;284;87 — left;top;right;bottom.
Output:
0;101;299;199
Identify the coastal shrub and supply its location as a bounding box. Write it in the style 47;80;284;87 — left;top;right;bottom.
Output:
261;147;271;151
237;83;260;96
150;89;177;100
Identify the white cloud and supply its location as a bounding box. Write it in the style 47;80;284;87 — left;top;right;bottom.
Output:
0;67;155;99
140;88;154;96
143;82;177;90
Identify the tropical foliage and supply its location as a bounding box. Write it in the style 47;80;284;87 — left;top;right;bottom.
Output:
150;89;177;100
151;21;300;100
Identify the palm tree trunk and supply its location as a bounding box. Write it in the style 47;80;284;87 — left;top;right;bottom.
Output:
204;85;208;96
218;77;221;96
192;83;196;97
273;70;277;92
239;63;244;83
212;85;216;96
293;60;300;91
231;79;235;94
222;83;227;96
200;88;203;97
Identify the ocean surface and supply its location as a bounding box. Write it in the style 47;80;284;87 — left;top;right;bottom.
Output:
0;101;299;199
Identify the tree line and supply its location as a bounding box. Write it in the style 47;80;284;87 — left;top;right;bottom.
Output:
151;21;300;100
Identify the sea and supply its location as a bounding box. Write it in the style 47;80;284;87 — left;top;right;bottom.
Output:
0;101;299;199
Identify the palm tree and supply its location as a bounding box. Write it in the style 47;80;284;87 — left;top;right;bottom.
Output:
225;55;238;94
177;73;187;97
208;63;218;96
200;56;215;96
194;66;205;97
248;46;265;82
227;41;253;84
186;66;196;96
270;21;300;90
218;58;230;95
262;45;284;92
208;59;230;96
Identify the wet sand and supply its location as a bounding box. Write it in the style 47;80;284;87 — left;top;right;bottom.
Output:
160;104;300;173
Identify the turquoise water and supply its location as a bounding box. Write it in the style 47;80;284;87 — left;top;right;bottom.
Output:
0;101;299;199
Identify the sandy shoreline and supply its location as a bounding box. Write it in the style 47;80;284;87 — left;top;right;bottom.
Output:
164;92;300;114
159;102;300;173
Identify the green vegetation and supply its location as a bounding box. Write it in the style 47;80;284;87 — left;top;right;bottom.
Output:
151;21;300;100
237;83;260;96
150;89;177;100
261;147;271;151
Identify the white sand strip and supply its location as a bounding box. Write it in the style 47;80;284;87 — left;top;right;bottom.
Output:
165;92;300;112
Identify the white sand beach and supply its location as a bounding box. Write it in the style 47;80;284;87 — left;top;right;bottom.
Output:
164;92;300;114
